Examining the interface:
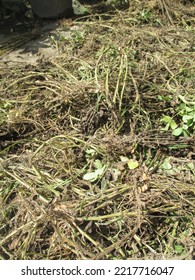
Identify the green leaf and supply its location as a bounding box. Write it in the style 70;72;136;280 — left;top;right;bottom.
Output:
174;244;184;254
182;115;193;123
187;162;195;173
83;164;105;182
95;166;105;177
127;159;139;170
85;148;96;156
189;110;195;120
182;124;188;130
161;159;172;170
83;171;97;181
168;144;189;149
161;116;172;123
161;116;177;131
161;123;170;131
185;106;193;113
172;127;183;136
94;159;102;169
182;129;189;137
170;120;178;130
158;95;171;102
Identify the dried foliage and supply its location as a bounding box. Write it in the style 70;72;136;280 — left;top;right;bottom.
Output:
0;0;194;259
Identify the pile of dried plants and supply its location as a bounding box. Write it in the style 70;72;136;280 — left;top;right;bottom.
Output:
0;0;194;259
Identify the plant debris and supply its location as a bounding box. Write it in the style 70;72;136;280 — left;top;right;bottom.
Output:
0;0;194;260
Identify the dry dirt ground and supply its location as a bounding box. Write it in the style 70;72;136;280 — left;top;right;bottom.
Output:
0;20;77;65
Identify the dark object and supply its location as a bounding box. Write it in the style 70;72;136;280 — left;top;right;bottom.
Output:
28;0;73;18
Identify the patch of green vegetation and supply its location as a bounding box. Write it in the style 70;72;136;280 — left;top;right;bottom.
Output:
160;95;195;137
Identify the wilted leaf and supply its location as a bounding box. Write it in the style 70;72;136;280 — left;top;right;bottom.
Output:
119;156;129;162
127;159;139;170
112;168;121;182
142;172;149;181
141;184;148;192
